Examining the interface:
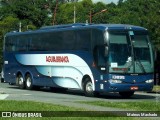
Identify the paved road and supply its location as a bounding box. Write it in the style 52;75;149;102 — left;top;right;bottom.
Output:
0;82;160;111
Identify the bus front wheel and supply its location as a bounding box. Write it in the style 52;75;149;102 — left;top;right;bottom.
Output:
83;78;98;97
119;91;134;98
17;74;25;89
25;74;33;90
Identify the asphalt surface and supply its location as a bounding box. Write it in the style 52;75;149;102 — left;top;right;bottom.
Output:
0;82;160;111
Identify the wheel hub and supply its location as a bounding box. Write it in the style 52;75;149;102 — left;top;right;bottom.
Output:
26;78;31;87
19;77;23;85
86;82;93;92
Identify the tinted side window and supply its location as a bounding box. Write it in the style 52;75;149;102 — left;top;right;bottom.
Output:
28;34;45;51
92;29;106;70
5;36;28;52
27;32;63;51
5;36;14;52
46;32;63;51
76;29;91;51
92;29;104;50
16;36;28;51
63;31;75;50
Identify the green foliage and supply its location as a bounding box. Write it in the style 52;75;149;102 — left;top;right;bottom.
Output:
79;101;160;111
0;16;19;65
56;0;93;24
0;100;81;111
0;0;49;27
91;2;107;23
0;16;19;34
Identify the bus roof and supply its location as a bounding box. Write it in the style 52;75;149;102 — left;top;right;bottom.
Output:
40;23;147;30
6;23;148;36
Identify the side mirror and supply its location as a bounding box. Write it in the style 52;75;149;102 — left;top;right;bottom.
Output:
129;31;135;40
130;35;135;40
104;46;108;57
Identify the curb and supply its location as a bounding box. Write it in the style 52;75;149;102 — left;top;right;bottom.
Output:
147;91;160;94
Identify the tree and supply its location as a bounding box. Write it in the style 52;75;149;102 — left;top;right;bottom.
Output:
0;16;19;64
0;16;19;36
91;2;107;23
56;0;93;24
0;0;49;27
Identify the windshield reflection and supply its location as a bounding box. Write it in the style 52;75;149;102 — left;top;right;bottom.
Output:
133;35;151;63
107;31;153;74
108;32;131;66
109;44;131;65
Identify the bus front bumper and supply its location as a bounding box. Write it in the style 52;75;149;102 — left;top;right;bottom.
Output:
107;83;154;92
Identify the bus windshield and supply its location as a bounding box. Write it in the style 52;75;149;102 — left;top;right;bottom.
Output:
108;32;131;66
107;31;153;74
133;35;151;63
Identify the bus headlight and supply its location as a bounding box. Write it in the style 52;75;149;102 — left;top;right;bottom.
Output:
109;79;122;84
145;79;154;83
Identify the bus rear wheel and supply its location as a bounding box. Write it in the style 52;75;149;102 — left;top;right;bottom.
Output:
25;74;33;90
1;78;4;83
119;91;134;98
17;74;25;89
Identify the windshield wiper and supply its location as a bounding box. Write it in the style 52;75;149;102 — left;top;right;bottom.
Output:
135;56;146;73
124;63;132;73
124;56;146;74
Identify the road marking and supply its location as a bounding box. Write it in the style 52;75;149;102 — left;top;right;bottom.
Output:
0;94;9;100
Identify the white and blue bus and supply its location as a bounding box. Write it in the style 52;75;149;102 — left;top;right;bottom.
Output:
3;23;154;97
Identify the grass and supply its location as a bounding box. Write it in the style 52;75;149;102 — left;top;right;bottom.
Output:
0;100;81;111
78;101;160;111
152;85;160;92
0;100;145;120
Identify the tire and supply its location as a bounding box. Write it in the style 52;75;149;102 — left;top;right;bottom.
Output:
1;78;4;83
119;91;134;98
83;78;96;97
25;74;34;90
17;74;25;89
9;82;14;85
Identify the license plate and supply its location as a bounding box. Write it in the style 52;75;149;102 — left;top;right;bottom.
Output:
130;86;138;90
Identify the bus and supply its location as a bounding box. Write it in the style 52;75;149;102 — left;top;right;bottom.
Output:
3;23;154;97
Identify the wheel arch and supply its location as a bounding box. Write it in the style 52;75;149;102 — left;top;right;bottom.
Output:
16;71;23;77
82;74;95;91
25;71;32;79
